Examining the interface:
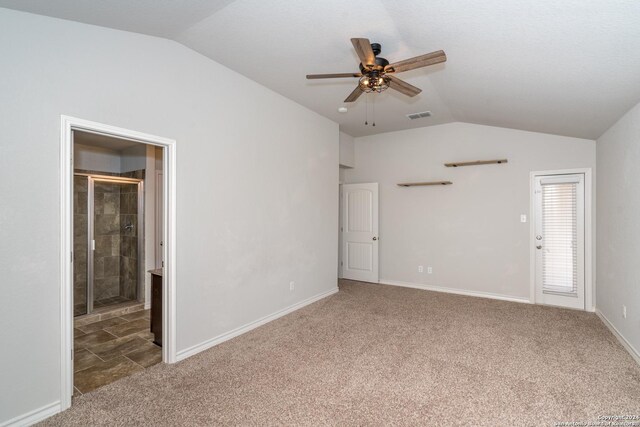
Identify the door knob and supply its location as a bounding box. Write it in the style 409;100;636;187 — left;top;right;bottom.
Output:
536;235;542;240
372;237;377;241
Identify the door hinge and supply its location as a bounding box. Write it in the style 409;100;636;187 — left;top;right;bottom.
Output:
341;261;343;266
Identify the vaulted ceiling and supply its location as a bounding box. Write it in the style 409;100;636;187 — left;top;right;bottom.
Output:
2;0;640;138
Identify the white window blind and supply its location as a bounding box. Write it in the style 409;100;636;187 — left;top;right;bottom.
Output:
541;182;578;295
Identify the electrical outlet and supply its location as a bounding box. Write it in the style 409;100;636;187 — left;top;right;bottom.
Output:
623;305;627;319
418;266;424;273
289;281;295;291
427;266;433;274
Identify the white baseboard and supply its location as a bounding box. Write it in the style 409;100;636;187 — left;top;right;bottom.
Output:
378;279;531;304
176;287;339;361
1;288;340;426
0;401;61;427
596;309;640;366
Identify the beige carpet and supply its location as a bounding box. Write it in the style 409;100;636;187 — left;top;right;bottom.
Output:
42;280;640;426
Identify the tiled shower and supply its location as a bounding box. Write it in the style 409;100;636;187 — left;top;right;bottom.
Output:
73;171;143;316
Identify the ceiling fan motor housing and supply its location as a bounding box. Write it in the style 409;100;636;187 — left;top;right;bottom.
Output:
359;57;389;73
357;42;389;72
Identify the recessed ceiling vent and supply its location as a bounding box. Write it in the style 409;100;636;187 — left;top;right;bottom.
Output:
406;111;432;120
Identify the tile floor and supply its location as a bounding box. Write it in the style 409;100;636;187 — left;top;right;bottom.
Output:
73;308;161;395
74;295;135;317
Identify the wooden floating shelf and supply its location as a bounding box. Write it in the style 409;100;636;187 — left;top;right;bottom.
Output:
398;181;453;187
444;159;508;167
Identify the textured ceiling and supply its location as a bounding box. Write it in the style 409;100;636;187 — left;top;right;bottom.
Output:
0;0;235;38
2;0;640;138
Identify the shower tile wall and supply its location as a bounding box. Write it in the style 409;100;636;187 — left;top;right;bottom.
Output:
94;181;122;301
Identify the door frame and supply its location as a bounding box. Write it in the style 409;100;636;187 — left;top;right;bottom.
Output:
338;183;343;279
529;168;594;311
155;169;164;269
60;115;178;411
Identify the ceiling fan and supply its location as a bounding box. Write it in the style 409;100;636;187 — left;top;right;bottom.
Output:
307;38;446;103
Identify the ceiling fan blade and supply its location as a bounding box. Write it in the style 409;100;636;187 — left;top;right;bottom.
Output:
388;75;422;97
306;73;361;79
344;86;364;103
351;38;376;67
386;50;447;73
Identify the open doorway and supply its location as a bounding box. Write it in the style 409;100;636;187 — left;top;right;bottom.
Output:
60;116;176;410
72;132;160;396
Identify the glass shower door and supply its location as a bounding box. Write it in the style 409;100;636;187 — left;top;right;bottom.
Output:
90;178;141;310
74;174;143;317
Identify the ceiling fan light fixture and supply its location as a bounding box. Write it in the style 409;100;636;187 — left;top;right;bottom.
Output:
358;73;390;93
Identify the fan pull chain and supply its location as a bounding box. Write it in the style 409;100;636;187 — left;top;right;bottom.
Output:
365;93;368;126
372;95;376;127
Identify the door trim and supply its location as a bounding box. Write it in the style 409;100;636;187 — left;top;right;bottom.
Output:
529;168;594;311
155;169;163;270
60;115;178;412
338;183;343;279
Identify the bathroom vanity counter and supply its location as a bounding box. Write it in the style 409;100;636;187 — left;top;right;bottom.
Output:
149;269;162;346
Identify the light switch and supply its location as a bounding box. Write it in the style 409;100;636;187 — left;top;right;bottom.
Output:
520;214;527;223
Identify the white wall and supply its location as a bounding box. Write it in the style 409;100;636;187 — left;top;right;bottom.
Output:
74;142;149;173
121;144;147;172
73;143;121;173
0;8;338;424
343;122;595;300
339;131;355;168
155;146;163;171
596;100;640;358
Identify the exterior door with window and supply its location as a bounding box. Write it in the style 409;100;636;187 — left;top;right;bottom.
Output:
533;173;585;309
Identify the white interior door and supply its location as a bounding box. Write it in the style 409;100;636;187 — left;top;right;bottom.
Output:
534;173;585;309
341;183;379;282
